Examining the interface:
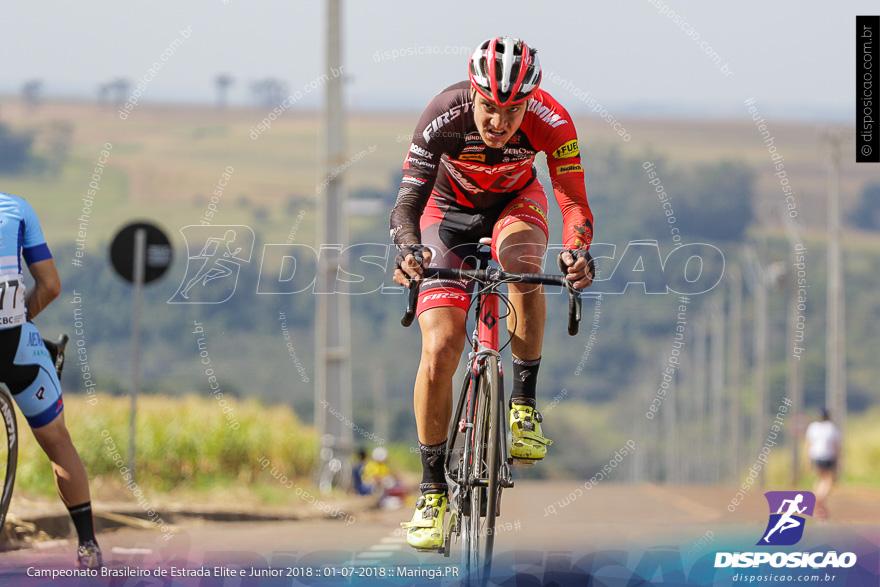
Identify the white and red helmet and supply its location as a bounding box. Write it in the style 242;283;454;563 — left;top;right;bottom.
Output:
468;37;542;107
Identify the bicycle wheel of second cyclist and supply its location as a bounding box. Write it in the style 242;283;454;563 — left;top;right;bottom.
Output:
0;388;18;530
466;354;502;582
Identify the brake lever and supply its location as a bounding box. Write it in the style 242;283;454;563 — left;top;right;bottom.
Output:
565;280;582;336
401;275;421;327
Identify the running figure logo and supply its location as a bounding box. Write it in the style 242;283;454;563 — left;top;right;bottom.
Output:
757;491;816;546
168;226;255;304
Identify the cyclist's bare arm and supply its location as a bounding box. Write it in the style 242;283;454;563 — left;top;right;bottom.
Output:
25;258;61;319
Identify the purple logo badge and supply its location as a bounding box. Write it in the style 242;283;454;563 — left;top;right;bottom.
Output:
758;491;815;546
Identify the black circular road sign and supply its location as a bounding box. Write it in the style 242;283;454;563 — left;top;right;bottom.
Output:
110;221;172;284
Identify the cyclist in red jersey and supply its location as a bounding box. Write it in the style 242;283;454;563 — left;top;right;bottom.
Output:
391;37;594;551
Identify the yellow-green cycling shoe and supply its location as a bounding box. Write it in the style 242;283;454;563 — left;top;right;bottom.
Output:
509;401;553;463
401;492;447;551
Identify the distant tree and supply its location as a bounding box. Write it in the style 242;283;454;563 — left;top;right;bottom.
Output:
849;183;880;231
111;78;131;105
97;83;113;106
21;79;43;111
253;206;269;223
676;160;755;241
286;195;302;214
97;79;131;107
250;80;266;108
42;120;74;177
265;78;286;105
214;74;234;108
0;124;35;174
250;78;287;108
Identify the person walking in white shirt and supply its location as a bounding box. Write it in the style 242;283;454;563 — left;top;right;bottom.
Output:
804;408;841;520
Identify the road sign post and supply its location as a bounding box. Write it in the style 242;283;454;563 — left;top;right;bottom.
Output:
110;222;172;484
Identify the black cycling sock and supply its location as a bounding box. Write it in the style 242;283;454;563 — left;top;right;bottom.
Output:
419;440;447;495
67;502;96;545
511;356;541;404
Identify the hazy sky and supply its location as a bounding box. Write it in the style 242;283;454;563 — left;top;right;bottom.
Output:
2;1;874;120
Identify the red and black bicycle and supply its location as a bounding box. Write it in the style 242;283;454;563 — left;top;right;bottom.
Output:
402;240;582;582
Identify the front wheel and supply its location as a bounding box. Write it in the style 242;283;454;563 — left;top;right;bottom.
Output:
0;388;19;531
466;354;503;582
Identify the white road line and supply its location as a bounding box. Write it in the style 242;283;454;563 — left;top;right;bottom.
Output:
379;536;406;544
356;552;392;559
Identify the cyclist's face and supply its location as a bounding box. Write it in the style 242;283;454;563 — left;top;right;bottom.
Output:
472;91;526;149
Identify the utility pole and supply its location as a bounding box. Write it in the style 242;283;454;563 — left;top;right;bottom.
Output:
315;0;353;487
693;314;708;484
683;327;695;484
782;212;804;484
748;248;785;487
823;129;846;473
744;247;779;488
753;270;767;488
662;352;678;484
728;266;743;483
710;299;725;484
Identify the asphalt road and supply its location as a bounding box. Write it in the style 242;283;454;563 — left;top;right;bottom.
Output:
0;483;877;586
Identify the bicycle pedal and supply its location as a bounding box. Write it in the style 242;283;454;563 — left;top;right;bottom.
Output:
443;512;456;558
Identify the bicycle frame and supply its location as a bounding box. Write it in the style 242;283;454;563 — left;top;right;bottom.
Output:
467;269;513;487
400;249;582;577
438;254;516;578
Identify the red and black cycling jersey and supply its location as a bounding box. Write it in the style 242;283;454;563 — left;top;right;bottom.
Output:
390;80;593;251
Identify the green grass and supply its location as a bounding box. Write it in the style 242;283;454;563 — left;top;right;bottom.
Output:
12;392;426;508
15;394;319;499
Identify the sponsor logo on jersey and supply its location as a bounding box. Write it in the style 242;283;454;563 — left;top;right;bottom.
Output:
401;175;427;186
552;139;579;159
527;99;569;128
423;291;469;302
556;163;583;175
528;205;548;220
465;132;483;144
502;147;534;158
459;153;486;162
405;156;436;170
409;143;432;158
422;102;470;143
462;144;486;153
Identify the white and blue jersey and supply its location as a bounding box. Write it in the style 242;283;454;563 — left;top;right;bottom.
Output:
0;191;52;329
0;191;62;428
